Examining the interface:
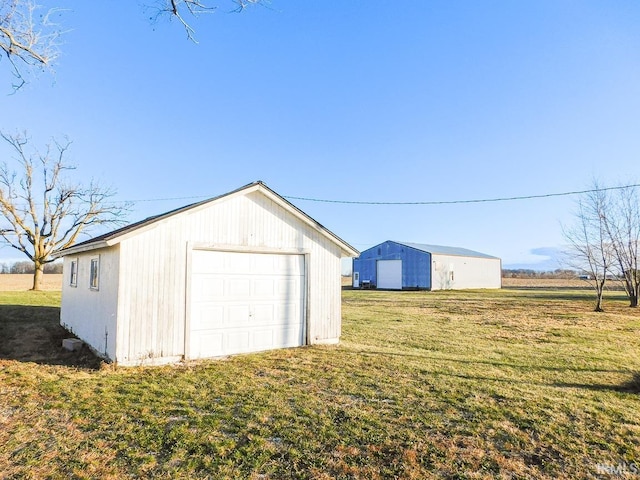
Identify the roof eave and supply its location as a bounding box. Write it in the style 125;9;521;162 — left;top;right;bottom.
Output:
51;240;112;259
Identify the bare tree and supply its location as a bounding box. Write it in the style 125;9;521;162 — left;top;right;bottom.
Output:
601;185;640;307
565;182;640;310
0;0;62;90
563;185;613;311
0;132;129;290
1;0;264;89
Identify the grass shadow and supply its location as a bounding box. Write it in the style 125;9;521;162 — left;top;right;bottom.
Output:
426;369;640;395
553;372;640;394
355;348;629;374
352;349;640;394
618;372;640;393
0;304;101;369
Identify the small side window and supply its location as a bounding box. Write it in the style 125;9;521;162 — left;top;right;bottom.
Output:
69;259;78;287
89;257;100;290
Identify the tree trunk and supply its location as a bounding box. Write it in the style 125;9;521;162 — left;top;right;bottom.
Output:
594;279;605;312
594;293;604;312
31;263;44;291
631;281;640;308
622;274;639;307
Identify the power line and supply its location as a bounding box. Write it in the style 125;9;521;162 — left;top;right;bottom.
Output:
12;183;640;208
282;183;640;206
125;195;210;203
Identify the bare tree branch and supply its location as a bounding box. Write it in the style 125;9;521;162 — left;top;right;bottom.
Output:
231;0;262;13
150;0;265;42
0;0;63;90
2;1;265;90
0;131;130;290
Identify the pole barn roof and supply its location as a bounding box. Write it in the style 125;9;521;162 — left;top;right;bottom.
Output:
393;241;499;259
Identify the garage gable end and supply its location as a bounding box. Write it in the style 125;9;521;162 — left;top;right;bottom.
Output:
56;181;359;259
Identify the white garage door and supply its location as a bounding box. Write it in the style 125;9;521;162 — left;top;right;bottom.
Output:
189;250;305;359
377;259;402;290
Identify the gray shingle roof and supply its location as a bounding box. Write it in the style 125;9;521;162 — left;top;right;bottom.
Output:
393;241;499;259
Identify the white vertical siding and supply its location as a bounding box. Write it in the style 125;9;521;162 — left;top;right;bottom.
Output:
113;191;344;365
116;223;187;365
60;247;120;359
431;254;501;290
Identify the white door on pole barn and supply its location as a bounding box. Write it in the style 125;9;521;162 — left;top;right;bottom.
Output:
377;259;402;290
189;250;305;359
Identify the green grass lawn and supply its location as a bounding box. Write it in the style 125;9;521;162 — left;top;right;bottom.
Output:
1;288;639;479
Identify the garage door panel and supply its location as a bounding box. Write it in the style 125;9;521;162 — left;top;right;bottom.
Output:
202;278;225;300
275;255;303;273
275;326;303;346
227;305;251;325
226;330;250;352
253;329;275;348
191;332;224;358
253;279;275;297
191;305;224;331
253;254;276;273
278;302;300;320
228;278;251;297
192;253;226;274
190;250;305;359
277;278;300;295
228;254;251;273
252;304;275;323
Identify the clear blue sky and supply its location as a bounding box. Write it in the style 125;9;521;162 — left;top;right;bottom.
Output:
1;1;639;269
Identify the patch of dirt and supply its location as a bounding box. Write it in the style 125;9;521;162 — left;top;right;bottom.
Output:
0;305;102;369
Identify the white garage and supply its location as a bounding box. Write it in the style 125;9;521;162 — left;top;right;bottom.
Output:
55;181;358;366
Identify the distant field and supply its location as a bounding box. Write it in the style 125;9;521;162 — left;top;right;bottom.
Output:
503;277;627;290
1;286;639;478
0;274;63;291
503;277;590;288
343;275;621;290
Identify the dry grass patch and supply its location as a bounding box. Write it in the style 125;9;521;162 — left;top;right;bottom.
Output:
502;276;626;290
0;274;63;291
1;288;639;478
